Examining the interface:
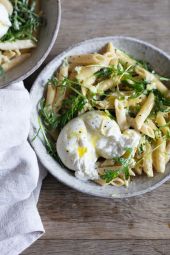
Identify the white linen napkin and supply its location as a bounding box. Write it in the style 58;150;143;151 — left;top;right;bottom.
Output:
0;81;46;255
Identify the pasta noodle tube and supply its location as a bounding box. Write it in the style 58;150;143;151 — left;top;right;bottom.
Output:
104;42;115;53
165;141;170;164
140;122;155;139
0;40;36;50
143;141;153;177
76;66;100;81
135;66;168;94
2;53;30;71
135;92;155;129
152;137;166;173
53;64;69;112
96;79;115;92
156;112;170;136
68;53;106;65
114;48;136;66
115;99;129;130
45;84;56;108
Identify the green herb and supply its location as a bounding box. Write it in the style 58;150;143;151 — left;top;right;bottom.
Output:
137;60;153;72
101;147;133;183
36;117;63;162
153;89;170;113
128;80;148;98
59;95;87;129
47;76;58;87
1;0;42;42
94;67;113;79
39;99;59;130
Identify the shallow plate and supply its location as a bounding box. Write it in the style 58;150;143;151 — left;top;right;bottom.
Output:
29;36;170;198
0;0;61;88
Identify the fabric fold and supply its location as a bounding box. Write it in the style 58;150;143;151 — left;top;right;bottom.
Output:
0;82;46;255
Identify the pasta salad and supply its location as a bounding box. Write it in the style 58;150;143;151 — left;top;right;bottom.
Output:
37;42;170;187
0;0;42;75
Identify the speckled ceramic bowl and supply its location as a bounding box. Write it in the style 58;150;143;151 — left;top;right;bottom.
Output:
0;0;61;88
29;36;170;198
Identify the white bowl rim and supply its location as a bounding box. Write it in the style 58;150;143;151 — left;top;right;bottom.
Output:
29;36;170;198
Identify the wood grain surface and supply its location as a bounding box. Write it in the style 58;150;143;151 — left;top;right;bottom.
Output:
24;0;170;254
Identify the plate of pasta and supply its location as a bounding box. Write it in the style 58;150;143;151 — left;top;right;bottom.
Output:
0;0;61;88
30;36;170;198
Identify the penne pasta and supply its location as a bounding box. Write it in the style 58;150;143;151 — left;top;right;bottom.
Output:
115;99;129;130
143;141;153;177
68;53;106;65
156;112;170;136
45;84;56;108
53;62;69;112
2;53;30;71
152;137;166;173
165;141;170;164
135;93;155;129
0;40;36;51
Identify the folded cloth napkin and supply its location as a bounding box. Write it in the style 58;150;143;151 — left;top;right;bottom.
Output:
0;81;46;255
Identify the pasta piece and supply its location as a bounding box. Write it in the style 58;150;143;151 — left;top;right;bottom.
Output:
133;164;143;175
53;62;69;112
152;137;166;173
76;66;100;81
115;99;129;130
129;168;136;176
0;40;36;50
140;122;155;139
135;66;168;94
99;159;114;167
165;141;170;164
94;100;110;110
96;79;116;92
2;53;30;71
135;93;155;129
146;119;157;130
114;48;136;66
45;84;56;108
68;53;106;65
143;141;153;177
104;42;115;53
110;177;126;187
127;94;146;107
156;112;170;136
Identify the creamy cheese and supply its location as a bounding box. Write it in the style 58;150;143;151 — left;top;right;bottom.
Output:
57;111;141;181
0;3;11;39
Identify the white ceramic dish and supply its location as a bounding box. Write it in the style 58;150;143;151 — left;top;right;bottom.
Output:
29;36;170;198
0;0;61;88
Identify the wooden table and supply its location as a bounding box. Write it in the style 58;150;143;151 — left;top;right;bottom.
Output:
24;0;170;254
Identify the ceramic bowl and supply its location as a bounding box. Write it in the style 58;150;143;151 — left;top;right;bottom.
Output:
29;36;170;198
0;0;61;88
